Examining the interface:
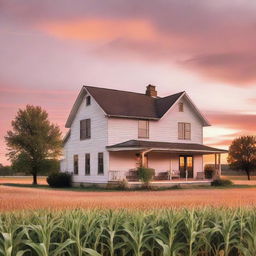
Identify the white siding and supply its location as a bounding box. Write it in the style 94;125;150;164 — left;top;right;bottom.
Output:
108;96;203;146
63;91;205;184
62;93;109;184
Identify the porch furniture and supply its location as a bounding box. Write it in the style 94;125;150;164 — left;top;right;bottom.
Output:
171;170;180;179
126;169;139;181
196;172;205;180
154;171;169;180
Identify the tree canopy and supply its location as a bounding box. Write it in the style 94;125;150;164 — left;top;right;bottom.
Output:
228;136;256;180
5;105;63;184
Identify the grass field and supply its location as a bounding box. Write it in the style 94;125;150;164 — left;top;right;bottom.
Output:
1;184;256;211
0;176;47;185
1;176;256;212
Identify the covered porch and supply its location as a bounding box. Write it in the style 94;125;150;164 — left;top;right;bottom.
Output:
107;140;227;184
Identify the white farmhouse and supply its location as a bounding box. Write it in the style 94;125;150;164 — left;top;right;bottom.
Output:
61;85;226;186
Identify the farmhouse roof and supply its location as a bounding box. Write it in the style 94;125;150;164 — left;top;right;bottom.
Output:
107;140;228;154
65;85;210;128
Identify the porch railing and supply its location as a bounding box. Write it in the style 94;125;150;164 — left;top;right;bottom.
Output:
109;170;124;181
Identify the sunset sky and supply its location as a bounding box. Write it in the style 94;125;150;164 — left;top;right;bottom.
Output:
0;0;256;165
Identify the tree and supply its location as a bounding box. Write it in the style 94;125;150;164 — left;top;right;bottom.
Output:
228;136;256;180
5;105;62;184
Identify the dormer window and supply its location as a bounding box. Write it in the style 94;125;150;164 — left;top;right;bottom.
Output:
178;102;184;112
86;96;91;106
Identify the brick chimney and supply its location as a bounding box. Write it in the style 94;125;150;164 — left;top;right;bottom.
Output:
146;84;157;97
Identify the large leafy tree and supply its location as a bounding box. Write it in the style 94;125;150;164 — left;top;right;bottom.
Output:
5;105;62;184
228;136;256;180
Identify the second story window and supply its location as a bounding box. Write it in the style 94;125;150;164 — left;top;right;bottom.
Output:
178;122;191;140
138;120;149;139
86;96;91;106
80;119;91;140
178;102;184;112
74;155;78;175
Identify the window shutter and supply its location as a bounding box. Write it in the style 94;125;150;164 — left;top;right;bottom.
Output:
178;123;183;139
185;123;191;140
86;119;91;138
80;120;86;140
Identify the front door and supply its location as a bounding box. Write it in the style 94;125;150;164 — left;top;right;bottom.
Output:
179;156;193;178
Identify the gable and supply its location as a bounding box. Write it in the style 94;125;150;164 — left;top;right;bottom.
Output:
65;85;210;128
158;92;210;126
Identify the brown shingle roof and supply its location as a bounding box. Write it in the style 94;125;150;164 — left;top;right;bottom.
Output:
107;140;227;154
85;86;184;119
65;85;210;127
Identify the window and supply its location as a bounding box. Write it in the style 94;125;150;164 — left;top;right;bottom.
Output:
98;152;104;174
178;122;191;140
86;96;91;106
138;120;149;138
74;155;78;175
85;153;90;175
178;103;184;112
80;119;91;140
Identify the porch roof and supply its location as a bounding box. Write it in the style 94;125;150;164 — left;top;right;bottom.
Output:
106;140;228;154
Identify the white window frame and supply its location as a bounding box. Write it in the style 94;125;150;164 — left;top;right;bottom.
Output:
138;120;149;139
178;122;191;140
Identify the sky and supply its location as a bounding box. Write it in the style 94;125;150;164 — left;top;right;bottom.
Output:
0;0;256;165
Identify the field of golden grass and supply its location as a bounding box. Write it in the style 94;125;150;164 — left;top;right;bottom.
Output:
1;185;256;211
0;176;47;184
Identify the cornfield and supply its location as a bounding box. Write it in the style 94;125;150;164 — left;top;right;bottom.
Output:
1;208;256;256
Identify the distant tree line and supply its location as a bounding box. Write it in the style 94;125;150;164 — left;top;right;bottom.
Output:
0;159;60;176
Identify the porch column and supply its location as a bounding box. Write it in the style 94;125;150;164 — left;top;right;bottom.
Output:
214;154;217;170
140;149;153;167
218;153;221;176
214;153;221;178
141;152;146;167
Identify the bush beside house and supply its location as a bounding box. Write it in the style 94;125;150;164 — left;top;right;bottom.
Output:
204;164;215;179
47;172;72;188
137;167;155;188
211;179;233;187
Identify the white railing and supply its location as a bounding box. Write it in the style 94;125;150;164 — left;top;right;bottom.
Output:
109;170;125;181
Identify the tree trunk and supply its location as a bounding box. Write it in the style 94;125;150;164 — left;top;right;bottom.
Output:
32;166;38;185
33;173;37;185
245;169;251;180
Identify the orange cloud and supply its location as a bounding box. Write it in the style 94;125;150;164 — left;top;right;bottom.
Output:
39;19;156;41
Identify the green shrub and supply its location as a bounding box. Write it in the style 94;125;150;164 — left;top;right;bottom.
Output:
211;178;233;186
47;172;72;187
204;164;215;179
117;178;129;190
137;167;155;186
